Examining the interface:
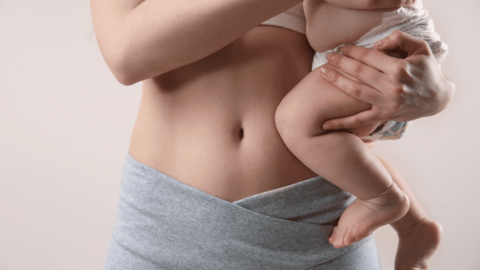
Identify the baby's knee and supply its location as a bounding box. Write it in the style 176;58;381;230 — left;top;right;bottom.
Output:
276;71;333;134
274;99;305;147
275;105;332;156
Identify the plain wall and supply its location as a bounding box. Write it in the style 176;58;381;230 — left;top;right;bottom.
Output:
0;0;478;269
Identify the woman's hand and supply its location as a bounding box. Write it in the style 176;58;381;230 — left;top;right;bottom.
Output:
319;30;455;131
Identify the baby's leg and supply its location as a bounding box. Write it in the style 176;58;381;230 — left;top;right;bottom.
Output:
375;155;442;270
275;64;410;248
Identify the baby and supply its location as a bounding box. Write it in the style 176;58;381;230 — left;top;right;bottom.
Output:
275;0;447;250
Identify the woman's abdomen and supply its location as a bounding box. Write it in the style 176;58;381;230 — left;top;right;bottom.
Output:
129;26;318;202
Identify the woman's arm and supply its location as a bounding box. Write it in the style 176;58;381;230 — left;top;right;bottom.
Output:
320;30;455;130
89;0;414;86
89;0;305;85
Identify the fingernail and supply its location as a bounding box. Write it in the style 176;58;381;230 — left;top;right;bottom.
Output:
320;66;330;75
323;124;332;130
327;53;335;62
375;40;385;47
340;46;346;53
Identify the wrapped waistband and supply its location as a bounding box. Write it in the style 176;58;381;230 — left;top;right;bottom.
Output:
105;153;376;269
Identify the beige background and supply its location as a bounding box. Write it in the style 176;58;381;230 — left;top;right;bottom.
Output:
0;0;478;269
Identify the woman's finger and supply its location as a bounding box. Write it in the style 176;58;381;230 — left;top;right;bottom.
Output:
326;52;392;92
322;109;381;130
320;66;386;106
374;30;433;57
337;45;399;74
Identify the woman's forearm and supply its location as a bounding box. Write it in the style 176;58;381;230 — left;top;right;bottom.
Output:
90;0;302;85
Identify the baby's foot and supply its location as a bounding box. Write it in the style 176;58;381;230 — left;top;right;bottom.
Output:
329;182;410;248
395;216;443;270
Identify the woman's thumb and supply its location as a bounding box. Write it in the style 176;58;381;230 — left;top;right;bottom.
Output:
374;30;432;57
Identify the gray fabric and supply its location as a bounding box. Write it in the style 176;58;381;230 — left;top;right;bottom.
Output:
105;153;381;270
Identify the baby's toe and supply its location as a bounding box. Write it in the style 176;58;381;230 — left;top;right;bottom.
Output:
330;226;347;248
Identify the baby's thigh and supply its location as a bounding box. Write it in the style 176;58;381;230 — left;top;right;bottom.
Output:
280;64;373;137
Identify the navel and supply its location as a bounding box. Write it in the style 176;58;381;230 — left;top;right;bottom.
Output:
238;128;244;139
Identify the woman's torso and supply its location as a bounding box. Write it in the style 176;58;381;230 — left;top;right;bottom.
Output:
128;24;318;203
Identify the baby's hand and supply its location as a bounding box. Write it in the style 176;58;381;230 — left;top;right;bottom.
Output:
394;216;443;270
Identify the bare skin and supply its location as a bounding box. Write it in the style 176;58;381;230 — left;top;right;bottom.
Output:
377;154;443;270
275;63;410;248
395;217;443;270
329;182;409;248
129;26;319;202
90;0;452;268
321;32;455;130
274;1;415;245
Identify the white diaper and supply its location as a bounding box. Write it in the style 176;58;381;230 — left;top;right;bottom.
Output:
312;4;448;70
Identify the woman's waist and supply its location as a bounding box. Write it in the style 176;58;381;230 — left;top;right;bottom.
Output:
129;108;319;202
128;42;316;202
111;153;366;269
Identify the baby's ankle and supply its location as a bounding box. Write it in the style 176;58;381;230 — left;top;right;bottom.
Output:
366;183;409;207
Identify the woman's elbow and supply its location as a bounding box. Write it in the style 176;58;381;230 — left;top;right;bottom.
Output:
101;39;156;85
112;69;137;86
114;72;140;86
109;50;171;86
107;52;142;86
